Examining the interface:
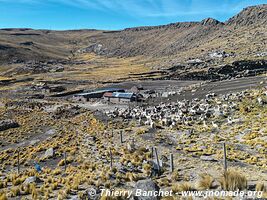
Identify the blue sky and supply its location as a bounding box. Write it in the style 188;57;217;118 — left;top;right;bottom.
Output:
0;0;266;30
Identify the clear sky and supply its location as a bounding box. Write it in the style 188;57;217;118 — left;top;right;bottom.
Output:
0;0;266;30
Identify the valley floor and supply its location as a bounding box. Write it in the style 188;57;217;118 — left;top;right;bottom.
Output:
0;75;267;199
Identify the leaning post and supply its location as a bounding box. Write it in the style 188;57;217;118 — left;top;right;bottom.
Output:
169;153;174;172
120;131;123;144
110;149;113;169
64;151;67;172
154;147;161;173
17;148;20;174
223;142;227;173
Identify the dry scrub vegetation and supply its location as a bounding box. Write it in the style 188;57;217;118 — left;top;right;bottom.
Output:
0;87;267;199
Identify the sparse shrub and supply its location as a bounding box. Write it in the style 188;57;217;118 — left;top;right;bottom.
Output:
31;184;38;200
44;191;50;199
125;172;139;182
171;170;179;181
51;182;58;190
161;197;175;200
136;128;148;135
171;182;194;193
256;182;266;192
110;167;117;173
12;177;24;186
10;186;20;197
104;180;111;188
0;181;4;189
47;176;53;183
58;156;73;166
0;192;8;200
22;183;31;194
57;190;68;200
64;185;71;194
171;183;180;193
219;170;247;191
52;168;61;175
196;173;215;190
72;178;80;190
179;182;194;191
158;177;170;187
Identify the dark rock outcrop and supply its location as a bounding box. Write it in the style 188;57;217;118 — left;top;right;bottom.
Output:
0;120;20;131
201;18;222;26
171;60;267;81
226;4;267;26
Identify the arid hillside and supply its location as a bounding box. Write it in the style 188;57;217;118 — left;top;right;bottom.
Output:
0;4;266;82
0;29;100;64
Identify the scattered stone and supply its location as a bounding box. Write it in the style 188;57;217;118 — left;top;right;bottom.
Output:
45;129;56;135
200;155;217;162
44;148;54;158
256;52;267;57
23;176;42;185
127;140;136;153
133;179;160;200
0;101;5;107
30;139;40;145
20;41;34;46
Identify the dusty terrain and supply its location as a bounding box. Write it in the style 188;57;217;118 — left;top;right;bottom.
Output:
0;4;267;83
0;4;267;200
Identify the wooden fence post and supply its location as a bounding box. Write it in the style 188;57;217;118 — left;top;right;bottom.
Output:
223;142;227;173
17;149;20;174
110;149;113;169
120;131;123;144
154;147;161;173
64;151;67;172
170;153;174;172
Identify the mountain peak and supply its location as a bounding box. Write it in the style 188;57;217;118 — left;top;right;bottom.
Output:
226;4;267;26
201;18;222;26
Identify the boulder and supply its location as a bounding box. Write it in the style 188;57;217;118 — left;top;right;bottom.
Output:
44;148;54;158
23;176;42;185
0;119;19;131
127;140;136;153
200;155;217;162
133;179;160;200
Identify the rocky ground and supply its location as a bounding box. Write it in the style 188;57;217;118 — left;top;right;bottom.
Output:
0;4;267;200
0;77;267;200
1;5;267;83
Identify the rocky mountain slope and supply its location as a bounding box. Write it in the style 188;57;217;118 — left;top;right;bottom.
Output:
0;4;266;80
82;4;267;64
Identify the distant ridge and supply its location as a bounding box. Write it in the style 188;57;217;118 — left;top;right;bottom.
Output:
0;4;266;68
226;4;267;26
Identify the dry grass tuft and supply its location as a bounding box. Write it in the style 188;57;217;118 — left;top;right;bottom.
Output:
10;186;20;197
171;170;180;181
179;182;194;191
219;170;247;191
256;182;266;192
171;182;194;193
196;173;215;190
0;192;8;200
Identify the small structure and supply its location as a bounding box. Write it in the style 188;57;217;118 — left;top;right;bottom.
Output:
0;77;15;85
43;85;65;93
103;92;137;103
130;85;143;93
73;88;125;102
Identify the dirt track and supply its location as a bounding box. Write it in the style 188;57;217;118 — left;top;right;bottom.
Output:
107;75;267;102
179;75;267;100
